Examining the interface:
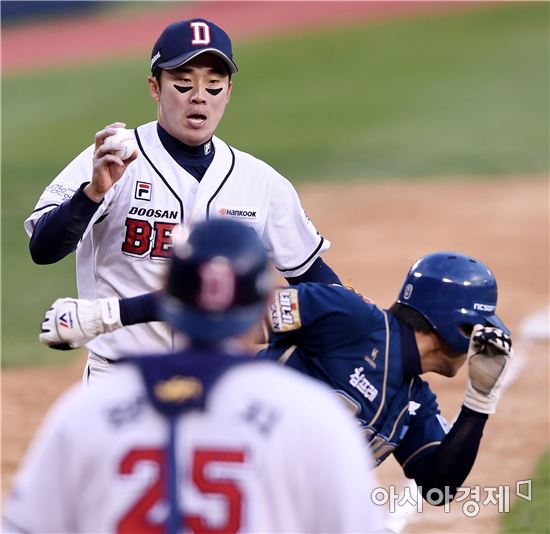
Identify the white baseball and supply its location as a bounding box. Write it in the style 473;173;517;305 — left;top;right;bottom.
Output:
102;128;138;160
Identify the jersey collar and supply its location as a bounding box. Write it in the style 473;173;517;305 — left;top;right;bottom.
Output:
157;123;214;158
396;319;422;378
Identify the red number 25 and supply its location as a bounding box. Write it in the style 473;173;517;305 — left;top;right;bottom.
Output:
117;448;246;534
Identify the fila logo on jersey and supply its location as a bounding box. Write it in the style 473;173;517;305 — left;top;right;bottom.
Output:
349;367;379;402
269;288;301;332
190;21;211;45
135;181;152;201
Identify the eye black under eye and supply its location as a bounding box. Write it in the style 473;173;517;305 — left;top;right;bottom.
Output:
174;85;193;93
206;88;223;96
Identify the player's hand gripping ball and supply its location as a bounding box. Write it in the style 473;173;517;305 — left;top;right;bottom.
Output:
102;128;138;160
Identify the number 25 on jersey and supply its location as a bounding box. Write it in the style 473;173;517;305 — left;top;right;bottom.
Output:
117;447;246;534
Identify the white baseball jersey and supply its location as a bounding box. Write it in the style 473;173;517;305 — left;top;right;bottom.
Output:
3;360;384;533
24;121;330;358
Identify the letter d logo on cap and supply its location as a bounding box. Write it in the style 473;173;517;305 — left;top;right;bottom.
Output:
190;22;211;45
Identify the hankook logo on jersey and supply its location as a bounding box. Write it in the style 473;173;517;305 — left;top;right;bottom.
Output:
135;181;152;201
218;207;258;220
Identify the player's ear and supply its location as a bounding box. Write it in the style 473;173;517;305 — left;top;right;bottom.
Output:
226;79;233;102
148;76;160;102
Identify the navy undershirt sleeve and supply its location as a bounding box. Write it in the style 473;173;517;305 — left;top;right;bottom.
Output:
29;183;102;264
119;257;342;326
119;292;160;325
285;257;342;285
405;405;488;504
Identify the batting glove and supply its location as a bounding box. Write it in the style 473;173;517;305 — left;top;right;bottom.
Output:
463;325;513;414
39;297;122;350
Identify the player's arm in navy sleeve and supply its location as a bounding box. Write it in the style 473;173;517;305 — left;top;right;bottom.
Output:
117;257;342;327
285;257;342;285
404;406;488;504
262;283;375;356
394;381;488;504
29;184;101;264
118;292;160;325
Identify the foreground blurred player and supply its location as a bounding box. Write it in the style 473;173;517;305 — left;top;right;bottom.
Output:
3;219;383;533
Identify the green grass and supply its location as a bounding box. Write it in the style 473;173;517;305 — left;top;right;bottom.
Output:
2;3;549;367
501;449;550;534
223;2;549;180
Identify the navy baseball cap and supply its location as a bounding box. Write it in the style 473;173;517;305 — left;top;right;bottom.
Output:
151;18;238;75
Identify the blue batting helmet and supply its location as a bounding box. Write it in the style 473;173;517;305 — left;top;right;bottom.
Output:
159;219;273;342
396;252;510;353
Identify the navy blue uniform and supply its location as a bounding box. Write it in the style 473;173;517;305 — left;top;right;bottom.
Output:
259;283;449;470
259;283;490;504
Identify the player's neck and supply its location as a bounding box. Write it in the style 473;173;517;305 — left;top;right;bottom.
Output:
157;123;213;157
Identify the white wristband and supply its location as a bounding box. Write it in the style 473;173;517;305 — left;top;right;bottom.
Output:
97;297;123;333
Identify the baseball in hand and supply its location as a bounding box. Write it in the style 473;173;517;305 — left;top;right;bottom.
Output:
102;128;138;160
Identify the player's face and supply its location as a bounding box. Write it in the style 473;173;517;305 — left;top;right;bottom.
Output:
149;54;233;146
435;351;467;377
419;332;468;377
434;337;468;377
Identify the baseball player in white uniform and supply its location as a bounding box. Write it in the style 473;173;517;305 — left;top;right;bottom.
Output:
4;220;383;533
25;18;341;382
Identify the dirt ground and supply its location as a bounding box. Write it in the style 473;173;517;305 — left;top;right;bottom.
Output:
2;176;548;533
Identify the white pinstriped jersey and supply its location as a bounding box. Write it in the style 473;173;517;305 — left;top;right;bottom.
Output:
24;121;329;358
3;360;383;533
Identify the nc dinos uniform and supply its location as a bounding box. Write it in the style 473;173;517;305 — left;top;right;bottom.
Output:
24;122;329;358
261;284;451;470
2;353;383;533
